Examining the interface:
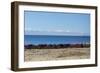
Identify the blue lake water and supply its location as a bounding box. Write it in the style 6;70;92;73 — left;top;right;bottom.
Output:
24;35;90;45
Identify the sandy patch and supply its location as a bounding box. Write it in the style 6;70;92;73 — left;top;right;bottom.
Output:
24;48;90;61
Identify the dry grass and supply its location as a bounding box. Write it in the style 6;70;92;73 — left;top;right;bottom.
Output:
24;48;90;61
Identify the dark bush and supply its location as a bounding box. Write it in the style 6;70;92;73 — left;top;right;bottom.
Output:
24;43;90;49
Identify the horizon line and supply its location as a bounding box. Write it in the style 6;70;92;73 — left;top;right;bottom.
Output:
24;34;90;36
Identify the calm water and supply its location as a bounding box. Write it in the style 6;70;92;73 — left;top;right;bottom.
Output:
24;35;90;45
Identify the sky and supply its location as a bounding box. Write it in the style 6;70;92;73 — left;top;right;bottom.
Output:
24;11;90;36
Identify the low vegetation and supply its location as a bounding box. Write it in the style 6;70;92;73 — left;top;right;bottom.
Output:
25;44;90;49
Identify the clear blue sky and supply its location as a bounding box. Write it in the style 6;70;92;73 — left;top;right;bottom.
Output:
24;11;90;36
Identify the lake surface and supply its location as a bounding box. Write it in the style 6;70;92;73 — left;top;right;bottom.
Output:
24;35;90;45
